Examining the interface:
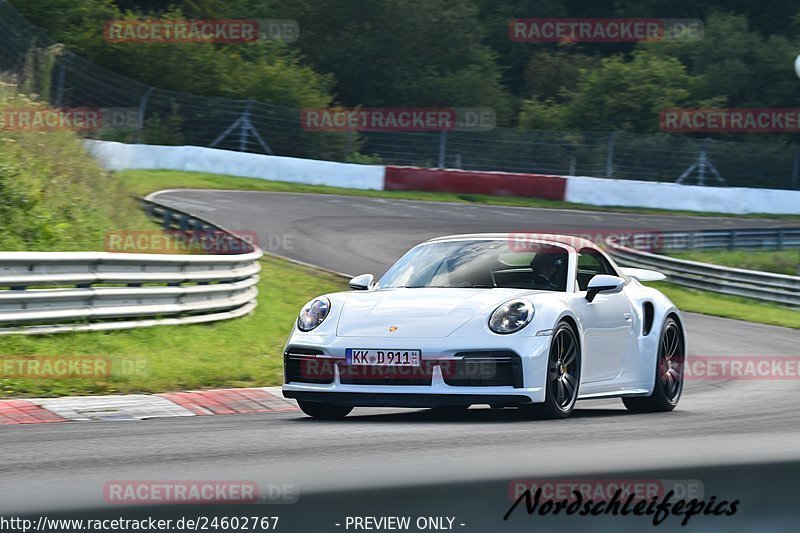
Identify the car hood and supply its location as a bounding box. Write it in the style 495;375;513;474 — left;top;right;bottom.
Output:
335;288;539;338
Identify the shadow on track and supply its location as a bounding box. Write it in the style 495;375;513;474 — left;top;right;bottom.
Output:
290;405;637;424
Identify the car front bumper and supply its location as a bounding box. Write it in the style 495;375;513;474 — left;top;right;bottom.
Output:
281;334;551;406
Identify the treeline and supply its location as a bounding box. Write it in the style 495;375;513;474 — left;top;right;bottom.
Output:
9;0;800;135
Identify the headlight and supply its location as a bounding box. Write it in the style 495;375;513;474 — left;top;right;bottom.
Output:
297;297;331;332
488;300;534;334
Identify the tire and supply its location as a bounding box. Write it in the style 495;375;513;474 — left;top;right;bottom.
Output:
623;317;684;413
521;321;580;419
297;400;353;419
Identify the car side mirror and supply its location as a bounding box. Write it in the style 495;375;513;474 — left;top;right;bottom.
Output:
349;273;374;291
586;275;625;302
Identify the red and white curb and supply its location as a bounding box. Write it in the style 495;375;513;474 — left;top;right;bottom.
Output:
0;387;297;425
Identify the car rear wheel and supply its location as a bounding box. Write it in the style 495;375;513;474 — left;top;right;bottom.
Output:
521;321;580;419
297;400;353;419
623;317;684;413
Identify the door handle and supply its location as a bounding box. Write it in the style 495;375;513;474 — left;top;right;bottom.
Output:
623;313;632;322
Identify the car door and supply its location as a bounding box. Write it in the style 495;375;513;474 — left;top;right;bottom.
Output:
574;248;634;383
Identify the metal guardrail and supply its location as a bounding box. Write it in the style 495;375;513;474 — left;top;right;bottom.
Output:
0;200;262;335
606;228;800;308
638;228;800;252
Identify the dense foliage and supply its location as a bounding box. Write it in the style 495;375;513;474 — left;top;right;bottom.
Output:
0;88;150;250
9;0;800;133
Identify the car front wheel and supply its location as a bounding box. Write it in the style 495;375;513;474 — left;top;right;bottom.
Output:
521;321;580;419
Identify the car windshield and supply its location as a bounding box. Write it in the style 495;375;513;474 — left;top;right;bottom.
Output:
377;239;569;291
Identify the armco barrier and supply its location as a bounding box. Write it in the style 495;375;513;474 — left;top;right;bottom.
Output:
0;201;262;335
384;166;567;201
606;230;800;307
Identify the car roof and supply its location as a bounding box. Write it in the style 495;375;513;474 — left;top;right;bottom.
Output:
424;233;602;252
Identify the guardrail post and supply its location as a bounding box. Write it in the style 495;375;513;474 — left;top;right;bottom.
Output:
135;87;154;144
606;132;617;178
162;211;172;230
729;230;736;250
778;229;785;251
53;63;66;108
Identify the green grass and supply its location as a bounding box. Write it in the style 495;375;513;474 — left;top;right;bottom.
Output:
116;169;800;220
0;89;152;251
667;249;799;276
648;281;799;329
0;256;348;398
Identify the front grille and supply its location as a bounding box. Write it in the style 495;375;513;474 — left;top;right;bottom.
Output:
285;348;523;388
441;351;522;387
338;361;434;386
284;347;334;384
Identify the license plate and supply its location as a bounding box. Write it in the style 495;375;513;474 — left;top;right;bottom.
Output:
345;349;421;366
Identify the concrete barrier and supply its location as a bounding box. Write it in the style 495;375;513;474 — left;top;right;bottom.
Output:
384;166;567;201
565;175;800;215
85;141;800;215
85;141;385;190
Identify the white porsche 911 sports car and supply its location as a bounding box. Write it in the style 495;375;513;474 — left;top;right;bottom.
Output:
282;234;686;419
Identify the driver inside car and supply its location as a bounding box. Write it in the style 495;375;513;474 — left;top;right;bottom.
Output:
529;248;568;291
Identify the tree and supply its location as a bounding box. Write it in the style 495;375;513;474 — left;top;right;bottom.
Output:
10;0;335;109
641;12;800;108
519;51;701;132
263;0;512;121
524;47;598;101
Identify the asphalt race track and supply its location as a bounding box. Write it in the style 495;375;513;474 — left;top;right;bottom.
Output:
148;189;798;277
4;190;799;530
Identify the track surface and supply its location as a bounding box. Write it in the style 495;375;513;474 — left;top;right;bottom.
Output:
149;189;798;277
4;191;799;529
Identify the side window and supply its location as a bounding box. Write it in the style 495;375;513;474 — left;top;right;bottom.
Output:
576;248;616;291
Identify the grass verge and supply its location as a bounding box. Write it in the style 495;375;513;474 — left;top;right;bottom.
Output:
0;89;151;251
666;249;799;276
648;281;799;329
1;256;348;398
116;169;800;220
